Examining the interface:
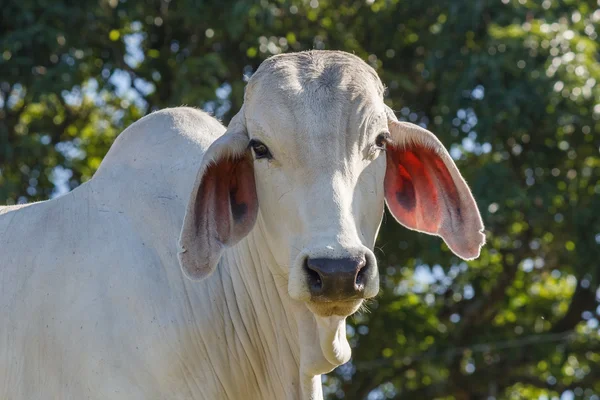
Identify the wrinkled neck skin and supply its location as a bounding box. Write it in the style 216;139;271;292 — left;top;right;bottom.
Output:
220;211;351;400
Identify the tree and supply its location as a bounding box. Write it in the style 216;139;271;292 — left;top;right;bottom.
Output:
1;0;599;398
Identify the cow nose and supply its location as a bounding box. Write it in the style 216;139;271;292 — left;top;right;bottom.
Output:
304;256;368;301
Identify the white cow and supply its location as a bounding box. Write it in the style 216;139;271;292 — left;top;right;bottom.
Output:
0;50;484;399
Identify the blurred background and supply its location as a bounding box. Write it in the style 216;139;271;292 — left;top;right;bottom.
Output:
1;0;599;398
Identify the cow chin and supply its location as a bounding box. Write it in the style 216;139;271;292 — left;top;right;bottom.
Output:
306;299;363;317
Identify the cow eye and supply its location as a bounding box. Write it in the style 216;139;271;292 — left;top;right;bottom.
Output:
249;139;272;160
375;132;391;149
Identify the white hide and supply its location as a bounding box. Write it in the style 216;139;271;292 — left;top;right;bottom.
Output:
0;50;484;400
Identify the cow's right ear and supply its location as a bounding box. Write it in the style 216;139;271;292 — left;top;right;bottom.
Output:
178;107;258;281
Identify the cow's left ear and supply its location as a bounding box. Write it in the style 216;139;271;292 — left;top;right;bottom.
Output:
178;106;258;280
384;107;485;260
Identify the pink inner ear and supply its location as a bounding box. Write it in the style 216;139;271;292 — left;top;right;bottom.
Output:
228;156;258;240
195;153;258;246
384;144;460;235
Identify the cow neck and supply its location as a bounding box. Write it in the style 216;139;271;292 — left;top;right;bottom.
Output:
217;213;304;398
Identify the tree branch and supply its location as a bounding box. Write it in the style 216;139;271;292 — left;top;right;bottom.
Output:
551;284;596;334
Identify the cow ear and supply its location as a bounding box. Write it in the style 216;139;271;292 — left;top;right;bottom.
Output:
384;108;485;260
178;107;258;280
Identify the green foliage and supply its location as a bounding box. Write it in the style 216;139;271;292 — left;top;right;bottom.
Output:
1;0;599;398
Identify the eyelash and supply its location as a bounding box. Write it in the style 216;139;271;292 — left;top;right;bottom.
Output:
249;139;273;160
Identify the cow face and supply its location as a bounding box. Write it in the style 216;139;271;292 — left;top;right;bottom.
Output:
179;51;484;319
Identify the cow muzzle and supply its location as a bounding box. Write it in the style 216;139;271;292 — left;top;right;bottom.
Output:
288;244;380;316
304;256;369;301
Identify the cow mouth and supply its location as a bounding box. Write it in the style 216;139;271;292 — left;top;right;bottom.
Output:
306;299;363;317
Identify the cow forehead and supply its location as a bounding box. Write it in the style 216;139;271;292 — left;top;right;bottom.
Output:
244;51;387;161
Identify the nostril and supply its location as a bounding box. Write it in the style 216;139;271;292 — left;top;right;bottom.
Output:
355;260;368;290
304;259;323;292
